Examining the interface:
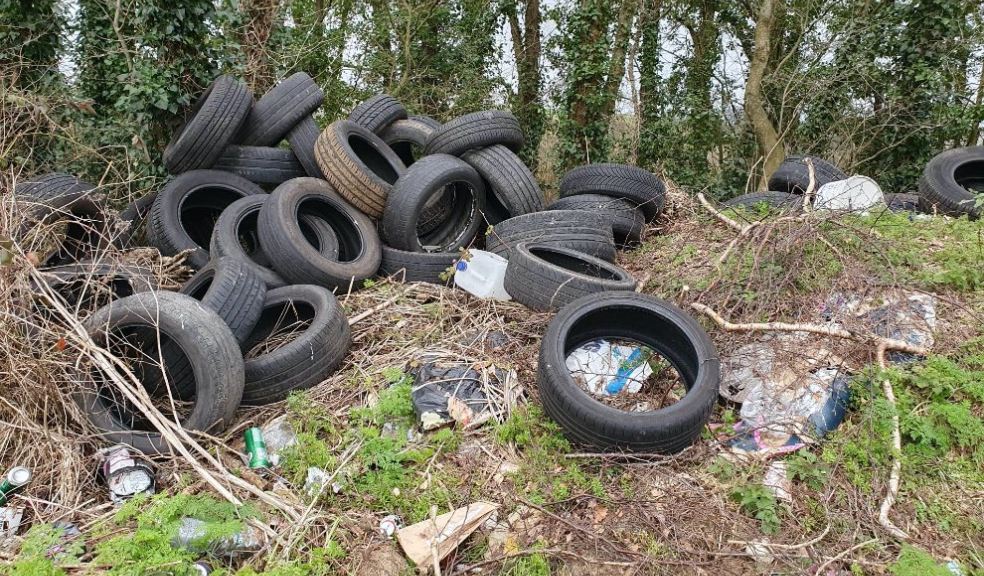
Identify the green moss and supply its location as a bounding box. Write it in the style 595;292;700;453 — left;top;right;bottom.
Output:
888;545;954;576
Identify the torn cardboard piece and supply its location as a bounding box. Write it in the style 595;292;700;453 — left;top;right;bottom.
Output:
396;501;498;569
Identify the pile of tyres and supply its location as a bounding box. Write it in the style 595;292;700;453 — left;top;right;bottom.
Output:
725;151;982;219
17;72;683;454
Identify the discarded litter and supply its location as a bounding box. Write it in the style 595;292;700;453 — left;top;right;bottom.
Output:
192;561;212;575
762;461;792;502
0;467;31;506
379;514;401;538
822;290;937;362
566;339;654;396
396;501;498;567
172;517;266;556
411;361;521;430
453;249;511;301
0;506;23;539
260;415;298;467
303;466;336;497
100;445;155;504
244;427;271;469
46;522;82;560
814;175;884;211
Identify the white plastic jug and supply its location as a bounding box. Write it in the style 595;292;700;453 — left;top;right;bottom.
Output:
814;175;884;211
453;250;511;301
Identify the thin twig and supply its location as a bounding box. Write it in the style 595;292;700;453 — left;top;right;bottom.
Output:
876;344;909;540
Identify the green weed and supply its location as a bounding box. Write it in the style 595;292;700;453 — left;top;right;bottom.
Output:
888;545;955;576
729;483;781;534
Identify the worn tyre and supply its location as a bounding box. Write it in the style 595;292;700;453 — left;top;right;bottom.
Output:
423;110;523;156
884;193;922;213
379;116;439;167
146;170;266;269
237;72;324;146
16;174;112;263
163;75;253;174
213;145;305;185
559;163;665;222
34;262;157;314
142;256;268;400
486;210;616;262
286;115;326;179
380;154;486;252
767;155;848;195
315;120;406;218
546;194;646;247
118;192;159;247
348;94;408;134
538;292;719;453
378;246;457;284
17;172;94;204
76;291;244;455
918;147;983;219
259;177;381;290
503;243;635;311
462;145;543;217
242;284;351;405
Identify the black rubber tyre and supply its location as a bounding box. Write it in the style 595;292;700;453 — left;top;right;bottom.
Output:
118;192;159;247
16;174;112;263
503;243;636;311
259;178;381;290
237;72;324;146
378;246;457;284
723;191;802;211
380;154;486;252
767;155;848;195
486;210;616;262
315;120;406;219
286;115;326;179
348;94;408;134
884;193;922;213
423;110;524;156
546;194;646;247
163;75;253;174
462;145;543;217
34;262;157;313
241;284;351;405
213;145;305;185
379;116;439;167
146;170;266;269
918;147;983;219
76;291;245;455
210;196;340;288
538;292;719;453
559;163;665;222
17;172;94;203
142;256;268;400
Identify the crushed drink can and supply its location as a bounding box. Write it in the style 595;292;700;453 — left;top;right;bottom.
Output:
244;427;270;469
0;467;31;505
173;517;266;557
100;445;155;504
378;514;401;538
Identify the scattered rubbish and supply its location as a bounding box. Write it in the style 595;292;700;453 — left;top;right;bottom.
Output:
244;427;271;469
379;514;401;538
946;560;964;576
260;415;298;467
100;445;155;504
46;522;82;559
0;467;31;505
192;561;212;575
814;175;884;211
762;461;792;502
172;517;266;557
453;250;511;301
457;329;510;352
566;339;654;396
304;466;334;497
0;507;24;539
411;361;521;430
744;540;775;564
396;501;498;567
822;290;937;362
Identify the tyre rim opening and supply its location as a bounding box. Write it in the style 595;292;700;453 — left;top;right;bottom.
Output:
566;338;686;413
53;275;140;314
236;207;272;266
529;246;622;280
297;198;362;263
390;140;424;167
953;159;984;196
183;271;214;300
93;326;197;430
417;181;478;251
180;186;249;248
244;300;316;358
348;134;400;184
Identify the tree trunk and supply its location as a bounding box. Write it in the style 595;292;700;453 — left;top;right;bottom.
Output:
241;0;280;93
601;0;638;121
744;0;783;190
507;0;544;168
638;0;662;169
969;58;984;146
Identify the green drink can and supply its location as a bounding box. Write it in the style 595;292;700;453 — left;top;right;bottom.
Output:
244;428;270;469
0;467;31;505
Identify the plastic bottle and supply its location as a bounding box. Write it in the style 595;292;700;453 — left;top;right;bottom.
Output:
453;250;511;301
